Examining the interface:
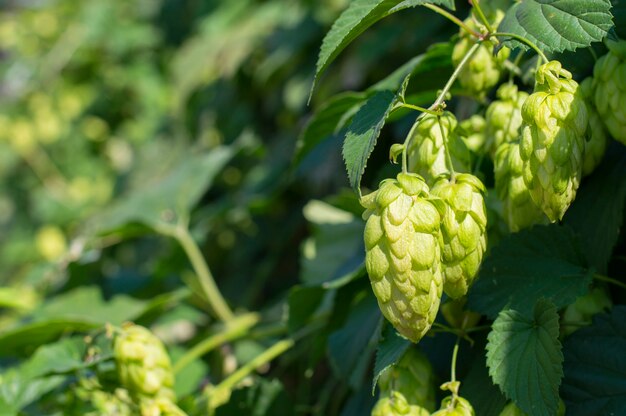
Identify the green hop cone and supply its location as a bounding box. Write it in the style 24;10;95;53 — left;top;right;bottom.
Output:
140;397;188;416
485;83;529;156
452;19;510;98
519;60;588;221
407;111;469;185
378;348;436;411
431;174;487;299
561;287;612;336
441;298;481;331
458;114;487;153
113;323;175;398
494;141;547;231
362;173;444;343
372;391;430;416
579;77;607;176
432;396;475;416
592;39;626;145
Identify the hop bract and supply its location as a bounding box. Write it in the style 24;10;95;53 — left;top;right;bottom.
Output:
362;173;444;343
485;83;529;155
113;324;175;398
407;111;468;185
371;391;430;416
494;141;547;232
592;39;626;145
519;60;587;221
431;174;487;299
579;78;607;176
378;348;436;411
432;396;475;416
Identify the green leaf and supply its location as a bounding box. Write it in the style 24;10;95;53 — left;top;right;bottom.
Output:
342;90;396;193
486;299;563;416
562;306;626;415
21;338;89;379
0;371;65;413
565;143;626;273
498;0;614;53
287;286;326;333
311;0;454;95
371;323;410;395
468;225;592;319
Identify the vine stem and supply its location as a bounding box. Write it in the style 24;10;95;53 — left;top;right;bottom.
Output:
594;273;626;290
471;0;494;33
450;337;460;384
491;32;549;63
423;4;480;38
398;102;441;116
173;313;259;374
156;223;235;322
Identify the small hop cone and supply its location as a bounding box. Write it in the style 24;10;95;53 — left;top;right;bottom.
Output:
431;174;487;299
113;324;175;398
140;397;188;416
485;83;529;156
494;141;547;231
520;60;588;221
378;348;436;411
372;391;430;416
432;396;475;416
592;39;626;145
362;173;444;343
452;18;510;98
579;77;608;176
561;287;612;337
458;115;487;153
407;112;469;185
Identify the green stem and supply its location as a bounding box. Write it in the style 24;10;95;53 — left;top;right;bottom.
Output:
399;102;441;116
424;4;480;38
594;273;626;290
173;313;259;374
450;337;460;384
491;32;549;63
471;0;494;33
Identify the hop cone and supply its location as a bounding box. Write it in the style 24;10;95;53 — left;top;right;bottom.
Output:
362;173;444;343
140;397;188;416
592;39;626;145
407;112;469;185
441;298;481;331
378;348;436;411
458;115;486;153
452;19;509;98
579;77;607;176
485;83;529;155
113;324;175;398
494;141;547;231
519;60;588;221
432;396;475;416
372;391;430;416
562;287;612;336
431;174;487;299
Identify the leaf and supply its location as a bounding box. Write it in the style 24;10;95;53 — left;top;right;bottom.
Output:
498;0;614;53
0;373;65;413
561;306;626;415
468;225;592;319
486;299;563;416
21;338;89;379
565;143;626;273
287;286;326;333
342;90;396;193
311;0;455;95
371;323;410;394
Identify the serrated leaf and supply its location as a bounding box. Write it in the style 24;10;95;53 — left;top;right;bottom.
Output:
311;0;455;95
21;338;89;379
565;143;626;273
371;323;410;395
468;225;592;319
342;90;396;193
498;0;613;53
486;299;563;416
562;306;626;415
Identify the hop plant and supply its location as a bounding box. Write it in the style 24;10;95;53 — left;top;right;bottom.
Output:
432;396;475;416
592;39;626;145
113;324;175;398
485;83;529;155
452;19;509;98
140;397;188;416
407;111;469;185
519;60;588;221
378;348;436;411
494;141;547;232
562;287;612;337
579;77;607;176
457;114;486;153
431;174;487;299
372;391;430;416
499;400;565;416
361;173;444;343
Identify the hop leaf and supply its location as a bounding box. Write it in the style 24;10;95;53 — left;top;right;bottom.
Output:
371;391;430;416
485;83;529;156
431;174;487;299
519;60;588;221
432;396;475;416
592;39;626;145
579;77;608;176
362;173;444;343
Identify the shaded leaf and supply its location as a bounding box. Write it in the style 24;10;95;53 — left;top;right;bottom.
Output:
371;323;410;394
287;286;326;333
